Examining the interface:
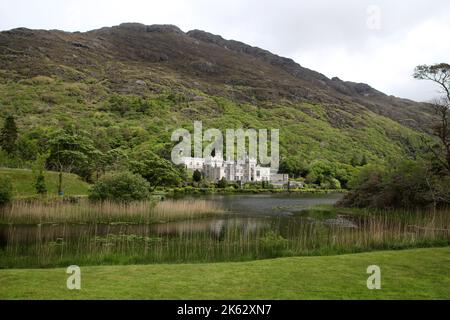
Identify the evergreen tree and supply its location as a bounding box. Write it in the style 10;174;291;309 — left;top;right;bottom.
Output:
32;153;49;196
193;170;202;184
0;115;18;154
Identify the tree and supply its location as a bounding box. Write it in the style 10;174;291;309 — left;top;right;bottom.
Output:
104;148;129;171
32;153;49;196
320;177;341;190
193;170;202;185
16;135;39;162
340;161;450;209
89;171;150;202
90;149;106;181
130;150;182;191
47;131;95;194
0;175;12;205
217;177;228;189
0;115;18;154
414;63;450;173
279;157;309;178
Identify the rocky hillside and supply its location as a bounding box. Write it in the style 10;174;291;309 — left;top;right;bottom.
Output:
0;23;434;169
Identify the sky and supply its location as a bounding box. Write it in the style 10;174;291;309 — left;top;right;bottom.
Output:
0;0;449;102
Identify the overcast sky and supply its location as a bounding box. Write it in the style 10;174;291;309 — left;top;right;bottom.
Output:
0;0;449;102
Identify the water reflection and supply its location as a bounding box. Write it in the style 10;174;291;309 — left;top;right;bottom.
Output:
188;193;343;216
0;194;342;247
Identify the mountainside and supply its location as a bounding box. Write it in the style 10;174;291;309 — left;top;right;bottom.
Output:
0;23;434;174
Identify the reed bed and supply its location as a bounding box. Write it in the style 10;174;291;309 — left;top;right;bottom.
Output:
0;208;448;268
0;198;224;224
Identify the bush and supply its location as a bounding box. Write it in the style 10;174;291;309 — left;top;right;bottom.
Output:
306;159;358;189
193;169;202;183
217;177;228;189
340;161;450;209
89;171;150;202
0;176;13;205
320;177;341;190
35;172;47;195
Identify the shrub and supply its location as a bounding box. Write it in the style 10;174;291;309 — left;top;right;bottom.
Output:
193;170;202;183
217;177;228;189
340;161;450;209
89;171;150;202
320;177;341;190
130;150;182;191
35;172;47;195
0;176;13;205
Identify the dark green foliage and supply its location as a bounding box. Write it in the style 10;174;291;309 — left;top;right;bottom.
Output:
130;150;182;191
341;161;450;208
89;171;150;202
217;177;228;189
351;154;368;167
320;177;341;189
279;157;309;178
0;115;18;154
104;95;153;117
0;175;12;205
15;135;39;162
193;170;202;183
47;130;96;189
32;153;48;196
306;160;357;189
34;172;47;195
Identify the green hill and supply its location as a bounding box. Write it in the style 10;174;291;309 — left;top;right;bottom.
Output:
0;168;90;197
0;24;435;184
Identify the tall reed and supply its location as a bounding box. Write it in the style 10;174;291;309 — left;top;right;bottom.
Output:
0;208;448;268
0;198;224;224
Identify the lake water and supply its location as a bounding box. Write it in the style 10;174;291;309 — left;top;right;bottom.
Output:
0;193;344;246
2;193;445;268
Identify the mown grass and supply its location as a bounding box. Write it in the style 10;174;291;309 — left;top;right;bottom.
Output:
0;247;448;299
0;168;90;198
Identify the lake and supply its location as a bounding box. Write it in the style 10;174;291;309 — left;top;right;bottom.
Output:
0;193;343;244
1;193;448;268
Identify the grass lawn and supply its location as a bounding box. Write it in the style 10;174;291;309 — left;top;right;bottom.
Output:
0;247;449;300
0;167;90;197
